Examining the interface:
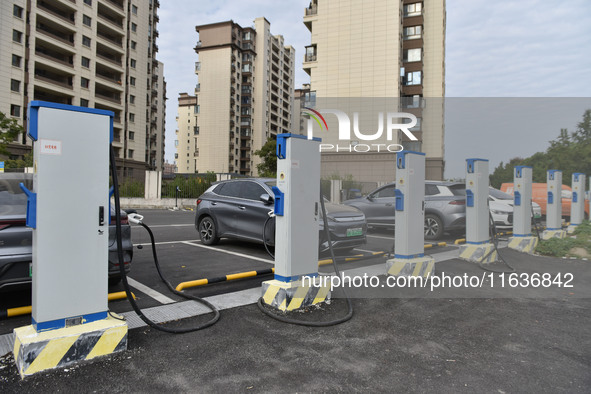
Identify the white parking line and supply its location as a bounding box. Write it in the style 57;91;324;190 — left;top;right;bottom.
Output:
134;224;194;228
126;277;176;304
354;248;385;254
181;241;274;264
367;234;395;240
135;239;200;247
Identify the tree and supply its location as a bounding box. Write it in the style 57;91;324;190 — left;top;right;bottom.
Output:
254;138;277;177
0;111;22;157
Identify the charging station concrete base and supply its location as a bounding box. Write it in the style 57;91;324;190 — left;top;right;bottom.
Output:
13;316;127;378
386;256;435;278
508;236;539;254
567;224;580;234
459;243;497;264
541;229;567;240
261;279;330;312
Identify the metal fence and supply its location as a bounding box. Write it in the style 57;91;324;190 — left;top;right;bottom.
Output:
161;173;217;199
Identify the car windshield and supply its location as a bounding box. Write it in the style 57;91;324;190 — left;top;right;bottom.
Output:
0;174;32;216
489;187;513;200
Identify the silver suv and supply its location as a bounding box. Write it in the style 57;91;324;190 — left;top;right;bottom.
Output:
343;181;466;240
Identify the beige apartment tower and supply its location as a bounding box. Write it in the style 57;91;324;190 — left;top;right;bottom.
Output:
303;0;445;181
0;0;166;178
175;18;295;175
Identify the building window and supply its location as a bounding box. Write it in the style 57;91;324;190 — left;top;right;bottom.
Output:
174;140;178;147
10;79;20;92
405;71;422;86
129;113;135;122
304;91;316;107
404;26;422;39
404;48;422;62
12;55;22;68
81;77;90;88
130;95;135;104
128;149;134;159
12;30;22;43
82;36;91;47
10;105;20;117
131;23;137;33
131;40;136;50
83;15;92;27
196;105;200;114
132;5;138;15
130;59;136;68
81;57;90;68
174;153;178;159
127;168;133;177
130;76;136;86
129;131;135;140
194;126;199;135
410;117;422;131
80;98;89;107
84;0;92;5
404;2;422;17
13;5;23;18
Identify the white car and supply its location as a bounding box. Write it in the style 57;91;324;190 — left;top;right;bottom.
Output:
489;187;542;229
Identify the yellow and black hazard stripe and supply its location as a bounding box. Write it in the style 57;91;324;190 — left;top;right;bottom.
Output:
387;258;435;277
262;280;330;312
14;318;127;378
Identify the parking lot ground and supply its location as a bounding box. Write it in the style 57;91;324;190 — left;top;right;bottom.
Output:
2;210;588;390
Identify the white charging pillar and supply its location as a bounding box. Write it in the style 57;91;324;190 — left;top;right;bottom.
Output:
459;158;497;263
542;170;566;239
386;151;434;278
567;172;586;233
13;101;127;378
508;166;538;253
261;134;330;311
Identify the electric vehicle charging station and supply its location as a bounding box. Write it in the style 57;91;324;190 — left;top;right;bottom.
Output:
261;134;330;311
459;158;497;263
386;151;435;278
567;173;586;233
13;102;127;378
508;166;538;253
542;170;567;240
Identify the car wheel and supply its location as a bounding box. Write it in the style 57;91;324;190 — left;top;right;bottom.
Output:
424;214;444;240
199;216;220;245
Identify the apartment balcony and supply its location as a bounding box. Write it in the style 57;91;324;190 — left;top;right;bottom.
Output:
195;62;201;73
36;17;75;47
34;64;73;90
97;3;124;30
95;69;123;89
33;86;72;105
195;83;200;93
305;5;318;16
102;0;126;16
96;49;123;68
35;41;74;68
95;83;121;104
37;0;75;26
96;27;124;49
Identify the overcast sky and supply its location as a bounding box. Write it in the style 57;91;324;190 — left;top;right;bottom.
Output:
158;0;591;179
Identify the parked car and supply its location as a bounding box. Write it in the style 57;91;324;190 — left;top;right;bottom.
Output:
0;173;133;291
488;187;542;229
501;182;588;218
343;181;467;240
194;178;367;253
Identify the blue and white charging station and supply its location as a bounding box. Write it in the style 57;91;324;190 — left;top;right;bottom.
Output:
13;102;127;378
261;134;330;311
508;166;538;253
459;158;497;263
567;173;586;233
386;151;434;278
542;170;566;240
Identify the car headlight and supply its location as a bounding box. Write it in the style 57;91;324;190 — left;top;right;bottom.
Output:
490;209;509;215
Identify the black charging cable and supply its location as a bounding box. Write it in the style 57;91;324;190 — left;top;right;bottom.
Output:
257;189;354;327
477;211;515;273
111;145;220;333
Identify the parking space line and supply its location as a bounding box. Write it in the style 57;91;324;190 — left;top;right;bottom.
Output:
181;241;274;264
354;248;384;254
367;234;394;240
138;224;195;228
126;277;176;304
135;239;200;247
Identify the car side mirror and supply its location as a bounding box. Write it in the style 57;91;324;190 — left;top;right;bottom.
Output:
367;195;374;201
260;193;273;205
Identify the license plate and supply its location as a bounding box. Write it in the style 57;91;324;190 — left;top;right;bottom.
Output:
346;228;363;237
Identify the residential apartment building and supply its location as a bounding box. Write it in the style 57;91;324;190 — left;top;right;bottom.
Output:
175;17;294;175
302;0;446;181
0;0;166;178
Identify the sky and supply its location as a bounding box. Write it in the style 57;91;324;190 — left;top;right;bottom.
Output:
158;0;591;179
